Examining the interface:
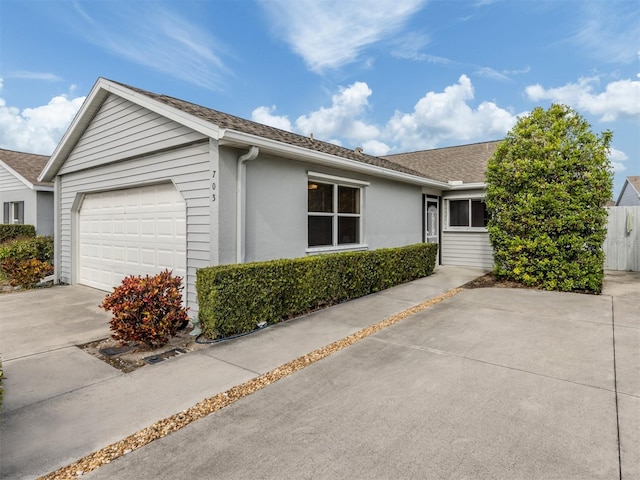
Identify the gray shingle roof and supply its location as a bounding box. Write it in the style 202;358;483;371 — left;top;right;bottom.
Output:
382;141;501;184
0;148;52;187
113;81;429;180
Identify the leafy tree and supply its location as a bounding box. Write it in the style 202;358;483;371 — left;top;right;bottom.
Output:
485;104;613;292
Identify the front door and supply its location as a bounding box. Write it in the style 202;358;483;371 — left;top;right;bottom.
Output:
425;196;439;245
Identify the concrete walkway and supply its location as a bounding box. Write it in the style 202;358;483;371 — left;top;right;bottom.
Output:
0;268;637;479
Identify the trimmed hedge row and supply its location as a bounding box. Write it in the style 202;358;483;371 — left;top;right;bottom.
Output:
197;243;438;339
0;224;36;243
0;236;54;264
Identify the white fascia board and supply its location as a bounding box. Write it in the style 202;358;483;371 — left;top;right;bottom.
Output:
448;182;487;191
615;180;629;205
0;159;33;189
33;185;54;192
39;78;220;182
40;80;108;182
219;129;450;190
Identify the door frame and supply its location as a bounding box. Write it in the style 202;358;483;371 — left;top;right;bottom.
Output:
423;194;441;265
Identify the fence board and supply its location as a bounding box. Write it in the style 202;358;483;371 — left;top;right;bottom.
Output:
604;206;640;271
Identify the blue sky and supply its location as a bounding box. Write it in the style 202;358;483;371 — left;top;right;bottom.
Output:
0;0;638;197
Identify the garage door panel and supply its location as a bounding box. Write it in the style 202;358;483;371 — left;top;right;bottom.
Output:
78;184;187;292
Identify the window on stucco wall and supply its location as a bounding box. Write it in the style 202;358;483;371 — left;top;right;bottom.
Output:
307;172;368;251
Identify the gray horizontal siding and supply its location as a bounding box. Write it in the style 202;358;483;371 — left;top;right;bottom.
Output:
441;231;493;269
0;164;27;191
58;142;211;316
59;94;207;175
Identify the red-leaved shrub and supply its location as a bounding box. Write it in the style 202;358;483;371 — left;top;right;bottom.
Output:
1;258;54;289
100;270;189;348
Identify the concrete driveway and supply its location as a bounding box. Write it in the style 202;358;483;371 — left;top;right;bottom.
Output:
80;273;638;480
1;270;638;479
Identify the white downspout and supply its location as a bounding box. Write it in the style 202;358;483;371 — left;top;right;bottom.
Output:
236;146;259;263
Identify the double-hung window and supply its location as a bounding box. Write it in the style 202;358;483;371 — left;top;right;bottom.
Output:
307;173;367;249
3;201;24;224
447;199;488;229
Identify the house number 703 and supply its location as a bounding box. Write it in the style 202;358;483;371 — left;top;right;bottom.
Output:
211;170;217;202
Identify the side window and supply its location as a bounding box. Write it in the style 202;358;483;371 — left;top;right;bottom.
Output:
448;199;487;228
308;179;363;248
3;201;24;224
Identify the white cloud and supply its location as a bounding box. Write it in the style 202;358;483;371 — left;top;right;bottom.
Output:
386;75;520;150
525;76;640;122
570;2;640;65
252;75;519;155
608;147;628;173
0;80;84;154
295;82;380;143
361;139;391;156
260;0;427;73
474;67;511;82
251;106;292;131
5;71;63;82
70;3;229;90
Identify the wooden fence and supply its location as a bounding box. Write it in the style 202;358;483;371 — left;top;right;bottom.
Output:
604;206;640;271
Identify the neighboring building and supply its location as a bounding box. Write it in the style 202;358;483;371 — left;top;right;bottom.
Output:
616;176;640;206
39;78;494;317
0;148;54;235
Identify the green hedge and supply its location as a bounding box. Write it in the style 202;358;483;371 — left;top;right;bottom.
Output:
0;236;54;264
0;224;36;243
197;243;438;339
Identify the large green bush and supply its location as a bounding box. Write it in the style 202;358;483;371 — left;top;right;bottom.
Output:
485;104;613;292
197;243;438;339
0;236;54;264
0;224;35;243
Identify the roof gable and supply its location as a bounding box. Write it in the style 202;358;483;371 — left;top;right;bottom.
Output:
0;148;52;189
616;176;640;205
627;176;640;195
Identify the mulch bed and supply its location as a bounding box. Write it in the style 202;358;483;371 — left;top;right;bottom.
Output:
78;325;208;373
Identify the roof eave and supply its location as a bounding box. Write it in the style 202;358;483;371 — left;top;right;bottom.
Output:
219;129;451;190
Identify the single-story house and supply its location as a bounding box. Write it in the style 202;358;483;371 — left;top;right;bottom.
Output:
39;78;496;318
1;148;54;235
615;176;640;206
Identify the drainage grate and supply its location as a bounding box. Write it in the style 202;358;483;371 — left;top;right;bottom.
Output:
143;348;187;365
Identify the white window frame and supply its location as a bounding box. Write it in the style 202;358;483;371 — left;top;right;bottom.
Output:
444;197;488;232
306;172;369;253
4;201;24;224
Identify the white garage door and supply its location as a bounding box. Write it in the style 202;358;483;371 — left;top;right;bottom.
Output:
78;184;186;291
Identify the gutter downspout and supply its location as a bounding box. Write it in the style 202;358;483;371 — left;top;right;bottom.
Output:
236;146;259;263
